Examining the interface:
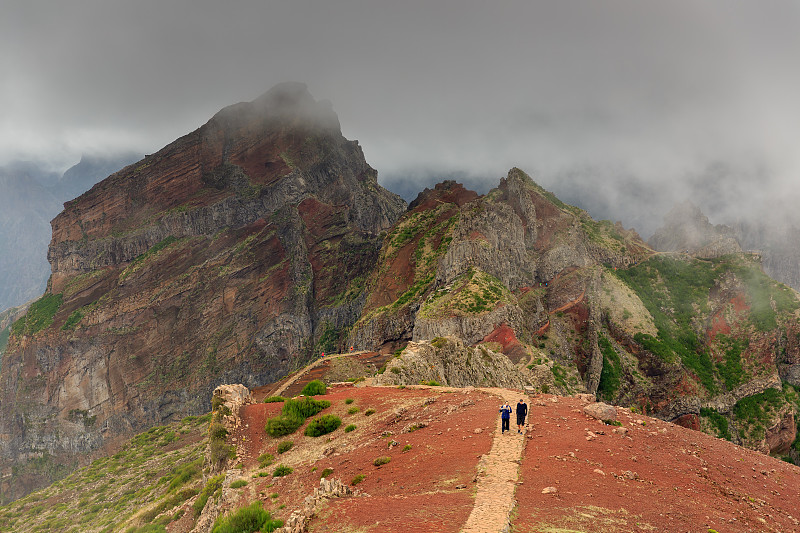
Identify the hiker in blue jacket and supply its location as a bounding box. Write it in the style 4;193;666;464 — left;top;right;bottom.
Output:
499;402;512;434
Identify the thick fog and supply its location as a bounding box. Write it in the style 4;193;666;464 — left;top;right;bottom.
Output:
2;1;799;236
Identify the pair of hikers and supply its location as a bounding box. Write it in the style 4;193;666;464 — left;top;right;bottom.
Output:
499;399;527;434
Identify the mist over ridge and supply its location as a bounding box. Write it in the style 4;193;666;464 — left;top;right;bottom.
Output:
1;1;799;246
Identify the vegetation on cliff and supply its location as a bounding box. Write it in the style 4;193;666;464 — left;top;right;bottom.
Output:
0;414;209;530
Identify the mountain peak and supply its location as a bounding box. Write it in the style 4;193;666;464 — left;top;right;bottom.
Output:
211;82;340;133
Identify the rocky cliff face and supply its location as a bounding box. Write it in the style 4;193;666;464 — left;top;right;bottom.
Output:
0;83;405;502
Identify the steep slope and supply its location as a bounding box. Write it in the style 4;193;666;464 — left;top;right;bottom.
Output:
0;83;405;502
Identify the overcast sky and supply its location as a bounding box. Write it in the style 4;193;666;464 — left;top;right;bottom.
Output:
2;1;799;236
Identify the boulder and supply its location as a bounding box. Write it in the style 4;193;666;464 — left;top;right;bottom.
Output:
583;402;617;421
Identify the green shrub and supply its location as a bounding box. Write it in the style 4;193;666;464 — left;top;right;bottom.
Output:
320;468;334;479
403;444;412;452
209;423;228;441
345;398;354;404
364;408;376;416
166;460;202;492
211;501;282;533
347;407;359;414
305;415;342;437
700;408;731;441
193;474;224;517
373;456;391;466
424;380;440;386
209;439;235;469
344;424;356;433
263;396;286;403
431;337;447;349
265;397;332;437
597;334;622;401
230;480;248;489
257;453;275;468
265;415;303;438
282;397;331;419
277;441;293;454
733;388;785;439
350;474;365;486
272;465;293;477
300;380;327;396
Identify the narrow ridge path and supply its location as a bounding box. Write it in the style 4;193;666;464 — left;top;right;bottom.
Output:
269;352;363;397
461;388;529;533
269;350;375;396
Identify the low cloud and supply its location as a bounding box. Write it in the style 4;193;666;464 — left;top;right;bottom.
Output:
2;1;798;237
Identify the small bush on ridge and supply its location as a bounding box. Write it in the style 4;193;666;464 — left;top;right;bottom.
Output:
273;465;293;477
263;396;287;403
211;501;282;533
265;415;303;438
300;380;327;396
305;414;342;437
277;441;293;454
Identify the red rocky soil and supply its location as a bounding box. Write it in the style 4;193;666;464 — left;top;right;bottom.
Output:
231;384;497;532
215;386;800;533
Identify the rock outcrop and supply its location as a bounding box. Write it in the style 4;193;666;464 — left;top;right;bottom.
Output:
374;337;532;389
0;83;405;502
275;477;357;533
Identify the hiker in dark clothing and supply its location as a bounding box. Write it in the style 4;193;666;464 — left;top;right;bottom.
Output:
516;399;528;434
499;402;512;434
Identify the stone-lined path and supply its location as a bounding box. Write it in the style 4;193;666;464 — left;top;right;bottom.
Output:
461;388;529;533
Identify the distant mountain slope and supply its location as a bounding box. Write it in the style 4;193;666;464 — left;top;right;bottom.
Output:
0;153;139;311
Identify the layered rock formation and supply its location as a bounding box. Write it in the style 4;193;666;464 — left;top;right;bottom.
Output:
0;83;405;502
